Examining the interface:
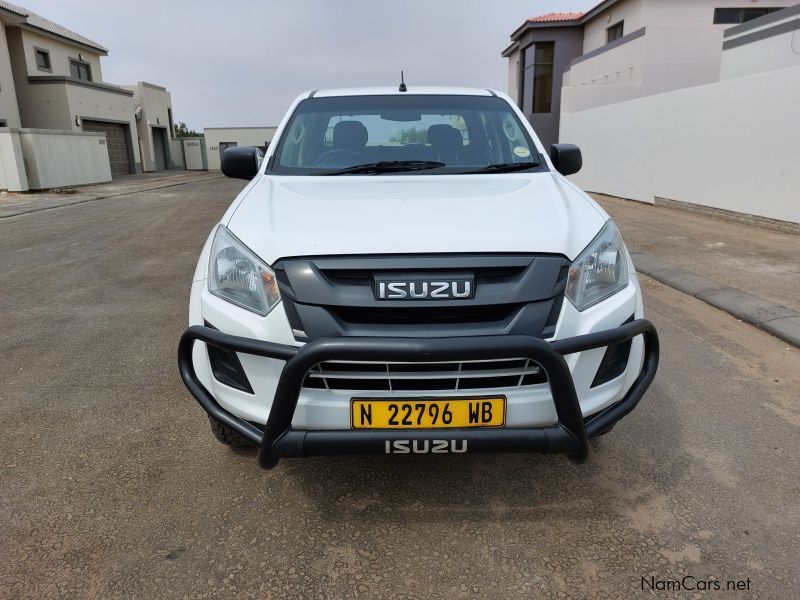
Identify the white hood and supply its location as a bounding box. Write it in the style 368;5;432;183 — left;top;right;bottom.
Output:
225;173;607;264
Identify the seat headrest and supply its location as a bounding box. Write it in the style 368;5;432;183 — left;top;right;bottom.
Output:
333;120;368;150
427;124;462;148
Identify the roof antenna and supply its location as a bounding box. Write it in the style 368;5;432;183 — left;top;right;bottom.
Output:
399;70;407;92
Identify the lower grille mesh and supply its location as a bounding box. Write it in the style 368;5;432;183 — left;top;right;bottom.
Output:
303;358;547;391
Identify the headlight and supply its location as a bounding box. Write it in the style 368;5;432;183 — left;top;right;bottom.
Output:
208;225;281;315
565;220;628;311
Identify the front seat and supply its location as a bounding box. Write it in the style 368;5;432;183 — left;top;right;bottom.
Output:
332;120;368;154
427;124;463;164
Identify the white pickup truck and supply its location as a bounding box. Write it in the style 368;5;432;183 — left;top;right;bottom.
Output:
178;86;659;469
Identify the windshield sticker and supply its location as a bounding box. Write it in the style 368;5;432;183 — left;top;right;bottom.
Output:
513;146;531;158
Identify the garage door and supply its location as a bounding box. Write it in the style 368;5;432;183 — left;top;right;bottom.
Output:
82;120;132;177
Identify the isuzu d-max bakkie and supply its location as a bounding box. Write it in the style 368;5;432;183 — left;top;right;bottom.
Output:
178;87;659;469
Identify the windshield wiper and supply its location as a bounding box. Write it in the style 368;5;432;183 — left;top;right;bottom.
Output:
465;161;540;174
316;160;446;175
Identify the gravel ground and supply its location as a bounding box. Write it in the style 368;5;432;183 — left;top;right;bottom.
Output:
1;177;798;599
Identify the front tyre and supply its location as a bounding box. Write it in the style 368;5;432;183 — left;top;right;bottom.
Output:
208;416;256;451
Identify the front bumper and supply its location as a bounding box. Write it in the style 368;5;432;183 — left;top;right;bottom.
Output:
178;320;659;469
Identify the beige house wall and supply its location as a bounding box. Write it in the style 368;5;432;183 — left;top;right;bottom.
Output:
123;82;174;171
6;26;69;128
582;0;644;54
564;0;796;112
17;27;103;80
5;26;142;171
719;7;800;79
0;17;21;127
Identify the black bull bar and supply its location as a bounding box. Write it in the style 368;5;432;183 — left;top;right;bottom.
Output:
178;320;659;469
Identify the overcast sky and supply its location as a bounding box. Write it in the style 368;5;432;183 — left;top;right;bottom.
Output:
23;0;596;130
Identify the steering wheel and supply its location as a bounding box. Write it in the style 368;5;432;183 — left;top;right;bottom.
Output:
314;148;361;168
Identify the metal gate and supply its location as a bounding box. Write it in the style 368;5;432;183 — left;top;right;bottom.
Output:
153;127;168;170
82;120;132;177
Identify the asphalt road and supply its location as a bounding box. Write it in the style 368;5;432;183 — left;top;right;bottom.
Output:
1;176;798;599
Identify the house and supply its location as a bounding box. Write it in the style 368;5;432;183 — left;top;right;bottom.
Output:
204;127;278;170
502;0;795;148
123;81;176;172
1;1;142;176
0;1;183;191
502;0;800;227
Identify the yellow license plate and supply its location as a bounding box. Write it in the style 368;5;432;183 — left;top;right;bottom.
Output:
351;397;506;429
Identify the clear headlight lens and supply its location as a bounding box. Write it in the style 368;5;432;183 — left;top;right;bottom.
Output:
565;220;628;311
208;225;280;315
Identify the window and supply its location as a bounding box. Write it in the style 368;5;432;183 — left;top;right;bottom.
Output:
69;59;92;81
520;42;554;115
35;48;51;71
272;95;540;174
606;21;624;43
713;7;783;24
0;120;7;127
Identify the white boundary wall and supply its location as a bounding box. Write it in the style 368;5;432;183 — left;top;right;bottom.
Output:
0;128;111;191
560;64;800;224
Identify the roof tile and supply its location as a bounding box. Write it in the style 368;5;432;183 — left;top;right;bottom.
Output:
0;1;108;53
528;11;584;23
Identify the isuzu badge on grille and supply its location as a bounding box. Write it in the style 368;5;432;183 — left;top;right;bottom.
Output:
374;276;474;300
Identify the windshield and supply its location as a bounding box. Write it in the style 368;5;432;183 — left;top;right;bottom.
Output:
270;95;544;175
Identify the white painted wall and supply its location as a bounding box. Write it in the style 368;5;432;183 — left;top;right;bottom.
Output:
204;127;277;170
560;64;800;224
2;128;111;190
169;137;184;167
0;128;28;190
506;46;520;105
562;34;646;111
182;138;206;170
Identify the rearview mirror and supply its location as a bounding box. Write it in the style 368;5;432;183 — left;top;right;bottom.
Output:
379;111;422;121
550;143;582;176
221;146;263;180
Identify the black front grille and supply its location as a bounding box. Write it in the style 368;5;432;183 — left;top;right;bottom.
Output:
303;358;548;391
329;303;521;326
275;254;569;340
321;265;527;286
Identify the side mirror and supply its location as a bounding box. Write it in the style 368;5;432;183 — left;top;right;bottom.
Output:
550;143;582;176
221;146;263;180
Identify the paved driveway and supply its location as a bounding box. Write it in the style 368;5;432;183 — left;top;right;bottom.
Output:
1;177;798;599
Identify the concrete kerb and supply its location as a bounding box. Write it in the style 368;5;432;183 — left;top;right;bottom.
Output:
632;252;800;348
0;173;222;219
